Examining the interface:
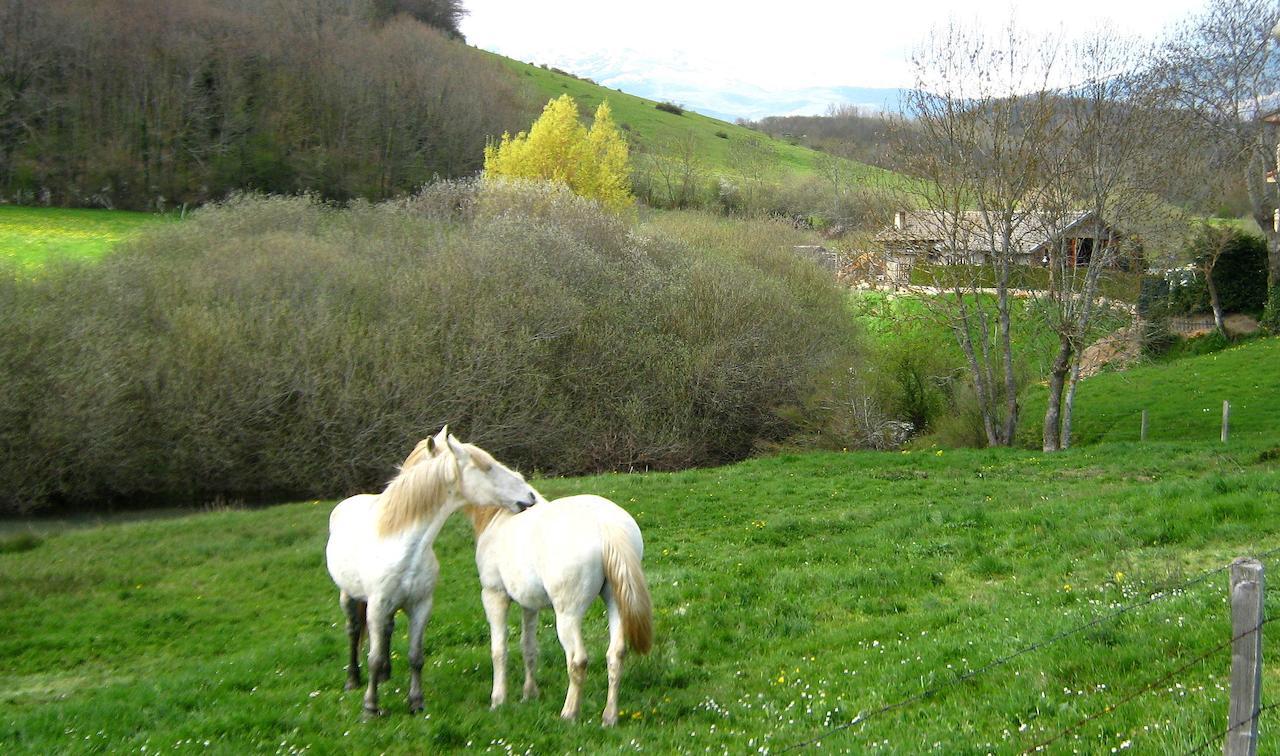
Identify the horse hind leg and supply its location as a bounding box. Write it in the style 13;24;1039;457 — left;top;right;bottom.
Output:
520;607;540;701
340;592;366;691
601;585;626;727
554;608;588;721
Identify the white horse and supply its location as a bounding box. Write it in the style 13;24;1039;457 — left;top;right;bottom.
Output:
325;428;542;718
463;491;653;726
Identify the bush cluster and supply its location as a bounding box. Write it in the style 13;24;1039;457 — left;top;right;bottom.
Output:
1142;228;1268;318
655;102;685;116
0;182;863;513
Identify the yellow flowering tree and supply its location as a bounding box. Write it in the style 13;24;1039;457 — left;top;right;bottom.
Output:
484;95;633;210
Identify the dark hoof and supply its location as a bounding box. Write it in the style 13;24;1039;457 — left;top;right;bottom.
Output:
344;678;362;691
361;706;385;722
409;699;424;715
377;668;391;683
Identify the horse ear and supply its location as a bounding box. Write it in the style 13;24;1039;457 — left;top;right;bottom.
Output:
446;434;470;465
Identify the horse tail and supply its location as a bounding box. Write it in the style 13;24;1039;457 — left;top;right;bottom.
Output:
601;524;653;655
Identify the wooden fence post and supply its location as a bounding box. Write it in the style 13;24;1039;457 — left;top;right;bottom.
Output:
1222;401;1231;443
1225;557;1264;756
1140;410;1148;442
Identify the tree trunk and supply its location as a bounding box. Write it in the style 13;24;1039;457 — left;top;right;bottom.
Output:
1042;337;1073;452
1205;266;1227;339
1062;359;1082;450
997;256;1019;446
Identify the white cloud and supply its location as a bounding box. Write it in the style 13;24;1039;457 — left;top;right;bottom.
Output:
461;0;1208;118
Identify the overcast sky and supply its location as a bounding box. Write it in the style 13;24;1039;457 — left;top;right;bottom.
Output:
461;0;1208;91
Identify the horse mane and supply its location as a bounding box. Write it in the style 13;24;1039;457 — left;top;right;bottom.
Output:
462;503;511;536
376;451;457;537
399;437;436;471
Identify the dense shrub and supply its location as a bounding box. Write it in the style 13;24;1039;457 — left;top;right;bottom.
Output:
655;102;685;116
0;183;863;512
1147;229;1268;317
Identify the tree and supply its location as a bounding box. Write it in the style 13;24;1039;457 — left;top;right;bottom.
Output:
896;21;1063;447
1033;33;1177;452
369;0;466;39
1159;0;1280;325
484;95;634;211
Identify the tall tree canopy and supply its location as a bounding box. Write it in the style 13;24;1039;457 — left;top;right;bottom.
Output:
369;0;467;39
484;95;634;211
0;0;528;209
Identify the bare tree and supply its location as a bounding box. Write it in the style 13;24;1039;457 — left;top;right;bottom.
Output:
896;21;1063;446
1034;34;1182;451
1158;0;1280;318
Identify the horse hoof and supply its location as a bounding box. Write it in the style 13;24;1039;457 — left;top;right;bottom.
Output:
560;710;578;722
522;690;539;702
361;706;385;722
602;715;618;728
408;700;424;715
377;670;391;683
344;678;361;691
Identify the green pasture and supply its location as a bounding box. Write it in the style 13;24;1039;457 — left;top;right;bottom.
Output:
0;206;168;269
906;264;1144;303
1019;336;1280;447
3;439;1278;753
848;290;1130;383
494;54;905;190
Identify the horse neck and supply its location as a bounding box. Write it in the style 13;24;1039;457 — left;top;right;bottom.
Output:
403;494;467;550
375;456;458;541
463;504;515;544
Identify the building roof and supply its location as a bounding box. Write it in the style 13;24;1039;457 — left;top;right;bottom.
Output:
875;210;1102;256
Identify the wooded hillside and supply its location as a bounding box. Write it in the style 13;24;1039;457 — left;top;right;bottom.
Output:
0;0;533;209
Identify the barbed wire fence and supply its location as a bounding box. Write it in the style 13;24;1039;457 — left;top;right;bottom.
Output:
1044;400;1261;445
774;546;1279;755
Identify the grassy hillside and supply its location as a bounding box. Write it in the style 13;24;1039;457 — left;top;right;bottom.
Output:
1019;336;1280;446
2;440;1277;753
0;207;168;269
491;53;904;189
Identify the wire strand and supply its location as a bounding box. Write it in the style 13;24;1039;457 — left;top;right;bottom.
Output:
773;546;1280;753
1018;617;1272;754
1184;703;1278;756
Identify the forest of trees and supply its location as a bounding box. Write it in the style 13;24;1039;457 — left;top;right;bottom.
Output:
0;0;531;209
744;105;899;172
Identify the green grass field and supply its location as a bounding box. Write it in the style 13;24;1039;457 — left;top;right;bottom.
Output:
495;54;904;190
1019;336;1280;447
2;437;1277;754
0;206;168;269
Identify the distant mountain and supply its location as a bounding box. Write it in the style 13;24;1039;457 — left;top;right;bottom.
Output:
544;49;906;122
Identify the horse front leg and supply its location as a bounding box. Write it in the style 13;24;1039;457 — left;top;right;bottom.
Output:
406;597;433;715
361;599;391;719
340;591;367;691
481;588;511;708
520;607;540;701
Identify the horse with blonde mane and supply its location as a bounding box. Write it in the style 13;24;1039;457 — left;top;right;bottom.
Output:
463;489;653;726
325;427;542;718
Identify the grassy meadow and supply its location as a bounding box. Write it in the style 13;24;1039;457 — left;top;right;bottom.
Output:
0;206;168;269
495;54;904;189
2;438;1278;754
1018;336;1280;447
